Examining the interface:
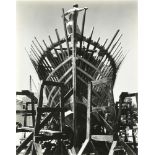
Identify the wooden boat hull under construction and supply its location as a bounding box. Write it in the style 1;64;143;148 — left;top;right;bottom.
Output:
16;9;134;155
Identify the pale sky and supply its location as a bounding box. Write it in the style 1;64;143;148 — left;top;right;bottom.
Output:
16;0;137;101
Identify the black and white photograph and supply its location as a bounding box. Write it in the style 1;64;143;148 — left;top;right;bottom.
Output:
16;0;138;154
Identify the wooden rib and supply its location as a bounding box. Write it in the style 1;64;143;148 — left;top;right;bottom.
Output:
29;50;39;64
42;41;61;78
84;27;95;75
35;37;44;52
31;46;54;80
55;28;66;60
82;27;94;67
93;54;107;78
96;60;110;80
30;48;40;62
109;34;122;54
48;74;72;107
45;56;72;93
103;38;108;47
48;87;60;107
111;42;121;56
47;67;72;102
93;37;100;50
77;56;105;78
94;42;117;79
50;33;68;76
106;29;120;51
33;47;51;72
48;35;62;63
116;53;124;65
55;29;71;72
46;56;72;80
117;52;127;68
77;67;94;81
86;37;101;74
86;27;94;51
32;41;53;74
114;50;123;62
31;45;41;59
91;38;107;67
32;41;43;56
43;40;48;50
113;47;123;60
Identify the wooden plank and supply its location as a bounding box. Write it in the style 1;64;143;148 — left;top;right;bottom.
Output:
72;10;77;147
23;141;33;155
97;112;113;133
87;82;92;139
91;77;111;86
16;133;34;154
16;110;36;114
37;107;64;113
120;141;136;155
43;80;64;87
108;141;117;155
91;135;113;142
77;139;89;155
16;127;34;132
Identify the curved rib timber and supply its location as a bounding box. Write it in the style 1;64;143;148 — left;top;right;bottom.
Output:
77;56;106;78
47;67;72;103
49;76;73;107
77;34;117;70
46;56;72;81
77;67;95;81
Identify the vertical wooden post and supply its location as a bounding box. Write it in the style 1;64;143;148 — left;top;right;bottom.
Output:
24;103;28;127
72;10;77;147
30;75;32;91
24;102;28;138
80;9;86;50
87;82;92;140
62;8;70;57
31;95;35;127
34;81;44;143
60;84;65;132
